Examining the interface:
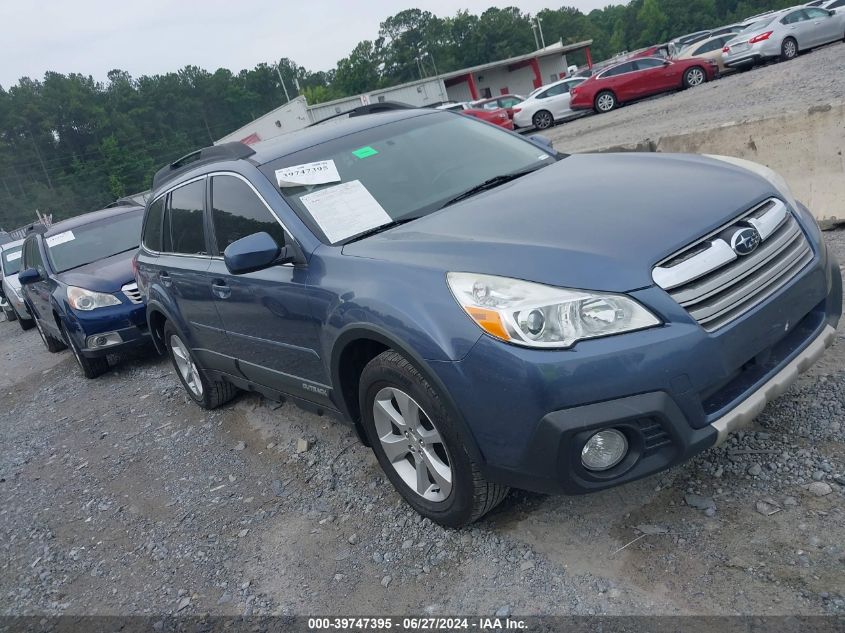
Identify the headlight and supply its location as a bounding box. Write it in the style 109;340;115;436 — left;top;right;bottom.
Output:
446;272;661;349
67;286;121;311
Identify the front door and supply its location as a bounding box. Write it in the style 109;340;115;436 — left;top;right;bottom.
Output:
21;237;53;327
206;173;330;404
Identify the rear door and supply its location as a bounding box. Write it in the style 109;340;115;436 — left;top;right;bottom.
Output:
156;178;229;369
205;173;331;403
782;10;813;48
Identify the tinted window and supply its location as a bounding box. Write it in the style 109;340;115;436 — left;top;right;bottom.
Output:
211;176;286;252
46;211;143;273
634;58;664;69
143;197;165;251
601;62;634;77
23;238;44;271
167;180;207;255
1;245;23;276
831;1;845;9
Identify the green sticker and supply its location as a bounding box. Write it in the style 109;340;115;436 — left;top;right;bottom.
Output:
352;146;379;159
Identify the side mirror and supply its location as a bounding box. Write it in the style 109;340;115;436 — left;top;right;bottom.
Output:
18;267;42;285
528;134;554;151
223;231;292;275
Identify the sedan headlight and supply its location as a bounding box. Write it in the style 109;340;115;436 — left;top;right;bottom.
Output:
67;286;121;311
447;272;661;349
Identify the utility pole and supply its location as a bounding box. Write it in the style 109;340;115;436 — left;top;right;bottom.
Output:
531;22;540;50
275;64;290;103
536;16;546;49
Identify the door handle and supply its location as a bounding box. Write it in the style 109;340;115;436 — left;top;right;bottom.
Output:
211;279;231;299
159;271;173;287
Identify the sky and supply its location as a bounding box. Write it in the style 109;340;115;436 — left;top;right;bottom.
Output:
0;0;616;88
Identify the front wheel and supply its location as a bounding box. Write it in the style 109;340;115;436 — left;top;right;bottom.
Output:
60;322;108;378
18;312;35;330
3;305;16;321
781;37;798;61
164;322;237;409
359;350;508;527
683;66;706;88
35;317;67;353
594;91;617;113
532;110;554;130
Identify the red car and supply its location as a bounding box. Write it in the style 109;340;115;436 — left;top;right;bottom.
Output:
470;94;525;120
569;56;717;114
437;103;515;130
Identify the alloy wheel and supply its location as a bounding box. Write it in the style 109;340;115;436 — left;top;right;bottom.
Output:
783;40;797;59
686;68;705;86
533;111;552;129
170;334;204;397
597;93;615;112
372;386;453;502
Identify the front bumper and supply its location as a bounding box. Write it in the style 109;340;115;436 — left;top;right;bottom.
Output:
64;302;151;358
431;231;841;494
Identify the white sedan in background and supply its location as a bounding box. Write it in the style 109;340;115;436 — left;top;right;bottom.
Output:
512;77;587;130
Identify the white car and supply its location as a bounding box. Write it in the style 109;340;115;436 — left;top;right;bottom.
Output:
0;239;33;328
512;77;587;130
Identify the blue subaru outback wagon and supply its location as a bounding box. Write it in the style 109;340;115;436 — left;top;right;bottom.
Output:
136;109;841;526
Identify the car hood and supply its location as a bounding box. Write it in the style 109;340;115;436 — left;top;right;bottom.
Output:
55;249;136;293
342;153;778;292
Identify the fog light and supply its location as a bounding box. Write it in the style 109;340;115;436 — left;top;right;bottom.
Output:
581;429;628;471
95;336;108;346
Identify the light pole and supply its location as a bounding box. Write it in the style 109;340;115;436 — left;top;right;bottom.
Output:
276;63;290;103
536;16;546;49
531;22;540;50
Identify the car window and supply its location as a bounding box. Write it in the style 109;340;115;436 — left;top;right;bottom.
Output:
142;196;165;252
601;62;634;77
781;10;808;24
481;102;499;110
695;39;720;54
46;211;143;273
805;7;830;17
167;180;207;255
1;244;23;276
211;175;286;253
634;58;664;70
564;79;585;90
500;97;521;107
830;0;845;9
23;237;45;271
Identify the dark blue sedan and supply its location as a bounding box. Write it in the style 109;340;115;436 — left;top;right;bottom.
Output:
135;109;841;526
18;204;151;377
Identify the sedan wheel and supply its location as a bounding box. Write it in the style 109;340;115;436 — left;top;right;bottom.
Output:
595;91;617;113
684;67;705;87
170;333;204;398
372;386;452;502
782;38;798;60
532;110;553;130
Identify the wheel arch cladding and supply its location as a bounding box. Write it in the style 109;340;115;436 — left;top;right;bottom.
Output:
330;325;485;464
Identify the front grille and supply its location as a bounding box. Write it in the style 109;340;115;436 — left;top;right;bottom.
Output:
121;282;144;305
653;199;813;332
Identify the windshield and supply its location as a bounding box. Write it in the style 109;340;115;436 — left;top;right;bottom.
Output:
1;245;23;275
46;210;143;273
261;113;557;244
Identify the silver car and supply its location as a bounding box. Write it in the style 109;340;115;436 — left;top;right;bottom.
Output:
0;239;34;328
723;6;845;68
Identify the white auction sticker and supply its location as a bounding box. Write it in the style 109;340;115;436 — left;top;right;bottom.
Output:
300;180;391;244
275;159;341;187
6;250;21;261
46;231;75;247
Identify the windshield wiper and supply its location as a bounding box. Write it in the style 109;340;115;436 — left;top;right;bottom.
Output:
344;216;421;244
439;166;544;209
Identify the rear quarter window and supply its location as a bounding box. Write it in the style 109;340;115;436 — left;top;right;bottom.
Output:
143;197;165;251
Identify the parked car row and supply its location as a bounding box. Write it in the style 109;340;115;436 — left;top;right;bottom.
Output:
5;103;840;527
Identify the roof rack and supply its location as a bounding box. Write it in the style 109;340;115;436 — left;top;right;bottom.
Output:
308;101;415;127
152;142;256;191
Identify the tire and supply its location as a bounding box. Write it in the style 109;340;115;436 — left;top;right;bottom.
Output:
683;66;707;88
781;37;798;61
18;312;35;330
60;322;109;379
3;306;16;321
35;316;67;353
359;350;509;527
594;90;617;113
164;321;237;409
532;110;554;130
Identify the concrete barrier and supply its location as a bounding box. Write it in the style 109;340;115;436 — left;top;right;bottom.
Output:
584;104;845;228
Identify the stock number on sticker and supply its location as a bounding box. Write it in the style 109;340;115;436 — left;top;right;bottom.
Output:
308;618;394;630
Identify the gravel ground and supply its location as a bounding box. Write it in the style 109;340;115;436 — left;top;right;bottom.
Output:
2;48;845;616
546;40;845;153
